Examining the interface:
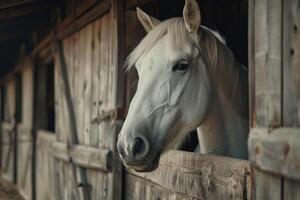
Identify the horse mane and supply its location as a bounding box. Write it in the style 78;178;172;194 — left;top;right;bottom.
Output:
126;18;248;117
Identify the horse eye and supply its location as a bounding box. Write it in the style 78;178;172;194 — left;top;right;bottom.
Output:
172;61;189;72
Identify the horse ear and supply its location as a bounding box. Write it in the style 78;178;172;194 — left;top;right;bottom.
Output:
183;0;201;33
137;7;160;33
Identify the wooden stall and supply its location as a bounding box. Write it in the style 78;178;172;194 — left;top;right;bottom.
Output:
0;0;298;199
16;60;34;200
248;0;300;199
1;76;16;183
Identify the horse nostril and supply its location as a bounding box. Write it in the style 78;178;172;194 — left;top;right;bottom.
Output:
132;137;148;159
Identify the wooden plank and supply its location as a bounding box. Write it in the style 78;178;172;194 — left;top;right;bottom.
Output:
107;120;123;200
115;0;126;109
50;141;112;171
50;141;69;162
57;40;90;200
253;0;282;127
36;129;56;200
21;66;33;127
75;0;98;18
254;168;281;200
129;150;251;199
70;145;112;171
283;0;300;126
16;125;31;142
250;0;285;198
249;128;300;180
90;16;100;148
284;178;300;200
124;173;146;200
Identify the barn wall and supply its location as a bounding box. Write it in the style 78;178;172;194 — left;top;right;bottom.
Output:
1;78;16;182
248;0;300;199
38;0;122;199
0;0;254;199
16;62;34;200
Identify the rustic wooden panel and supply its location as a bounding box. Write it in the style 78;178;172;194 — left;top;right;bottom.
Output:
253;0;282;127
129;150;251;199
53;1;121;199
284;178;300;200
254;169;281;200
282;1;300;198
50;141;112;171
36;130;56;200
1;123;14;182
5;79;15;124
16;125;32;200
283;0;300;127
21;65;33;127
249;0;286;198
2;79;16;182
249;128;300;180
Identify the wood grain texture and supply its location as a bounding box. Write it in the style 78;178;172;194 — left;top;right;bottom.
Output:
249;128;300;180
284;178;300;200
36;130;56;200
16;125;32;200
254;168;281;200
283;0;300;126
253;0;282;127
50;141;112;171
129;150;251;199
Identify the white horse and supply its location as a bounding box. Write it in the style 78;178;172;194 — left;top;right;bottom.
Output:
117;0;248;171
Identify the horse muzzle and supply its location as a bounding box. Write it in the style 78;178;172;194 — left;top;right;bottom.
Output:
117;134;152;169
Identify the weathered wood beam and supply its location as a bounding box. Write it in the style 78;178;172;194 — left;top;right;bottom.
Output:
249;128;300;181
129;150;251;200
36;130;112;171
50;141;112;172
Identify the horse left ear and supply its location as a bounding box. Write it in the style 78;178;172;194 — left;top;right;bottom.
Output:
183;0;201;33
137;7;160;33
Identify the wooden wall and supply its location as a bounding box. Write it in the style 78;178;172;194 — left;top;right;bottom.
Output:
4;0;300;199
16;63;33;200
1;78;16;182
248;0;300;199
36;0;123;199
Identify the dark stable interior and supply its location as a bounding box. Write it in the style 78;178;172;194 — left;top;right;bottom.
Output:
134;0;248;151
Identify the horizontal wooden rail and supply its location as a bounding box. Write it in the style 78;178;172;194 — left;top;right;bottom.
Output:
129;150;251;200
36;131;112;172
51;142;112;172
1;122;13;131
249;128;300;181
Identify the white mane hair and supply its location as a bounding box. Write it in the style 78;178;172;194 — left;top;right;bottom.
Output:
126;17;248;116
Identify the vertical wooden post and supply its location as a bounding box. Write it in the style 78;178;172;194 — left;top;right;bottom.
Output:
0;86;3;170
31;57;38;200
249;0;283;199
56;39;91;200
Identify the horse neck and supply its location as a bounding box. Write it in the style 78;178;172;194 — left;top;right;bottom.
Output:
197;43;248;159
197;91;248;159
